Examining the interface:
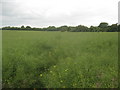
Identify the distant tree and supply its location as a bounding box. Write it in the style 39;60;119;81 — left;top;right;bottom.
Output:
118;25;120;32
21;25;24;28
21;25;25;29
69;26;76;32
47;26;56;31
98;22;108;28
26;26;31;30
75;25;89;32
59;26;69;32
26;26;31;28
108;24;118;32
2;26;11;30
21;25;25;30
2;22;119;32
90;26;100;32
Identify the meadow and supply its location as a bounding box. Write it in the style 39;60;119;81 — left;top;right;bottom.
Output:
2;31;118;88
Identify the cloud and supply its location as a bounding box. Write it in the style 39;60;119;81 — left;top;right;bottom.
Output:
118;1;120;24
1;0;119;27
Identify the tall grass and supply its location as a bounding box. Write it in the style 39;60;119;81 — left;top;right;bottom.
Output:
2;31;118;88
0;30;2;89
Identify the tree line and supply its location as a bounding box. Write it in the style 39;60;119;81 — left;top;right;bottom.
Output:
2;22;120;32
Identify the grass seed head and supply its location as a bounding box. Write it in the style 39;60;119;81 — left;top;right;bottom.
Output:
40;74;43;77
60;80;63;83
65;69;68;72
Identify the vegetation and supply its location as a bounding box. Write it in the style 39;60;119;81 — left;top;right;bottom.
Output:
0;30;2;89
2;31;118;88
2;22;119;32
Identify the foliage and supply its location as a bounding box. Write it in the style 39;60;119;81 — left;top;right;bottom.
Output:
71;25;89;32
2;22;119;32
98;22;108;28
107;24;118;32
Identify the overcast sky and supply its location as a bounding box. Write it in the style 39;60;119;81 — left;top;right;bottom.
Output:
1;0;119;27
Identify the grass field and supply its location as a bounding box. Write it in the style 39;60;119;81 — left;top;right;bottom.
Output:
0;30;2;89
2;31;118;88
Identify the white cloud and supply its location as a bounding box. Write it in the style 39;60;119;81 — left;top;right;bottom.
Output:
1;0;119;27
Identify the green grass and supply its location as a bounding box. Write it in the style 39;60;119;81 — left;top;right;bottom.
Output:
2;31;118;88
0;30;2;89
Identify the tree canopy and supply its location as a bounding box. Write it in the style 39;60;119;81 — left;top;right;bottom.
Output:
2;22;119;32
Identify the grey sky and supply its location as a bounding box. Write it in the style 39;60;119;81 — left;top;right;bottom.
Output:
1;0;119;27
118;1;120;24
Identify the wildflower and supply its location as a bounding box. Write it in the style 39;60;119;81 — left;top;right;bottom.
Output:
40;74;42;77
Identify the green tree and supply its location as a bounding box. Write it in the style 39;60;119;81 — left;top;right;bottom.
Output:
69;26;76;32
75;25;89;32
26;26;31;28
90;26;100;32
118;25;120;32
47;26;56;31
98;22;108;28
21;25;25;30
26;26;31;30
108;24;118;32
59;26;69;32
